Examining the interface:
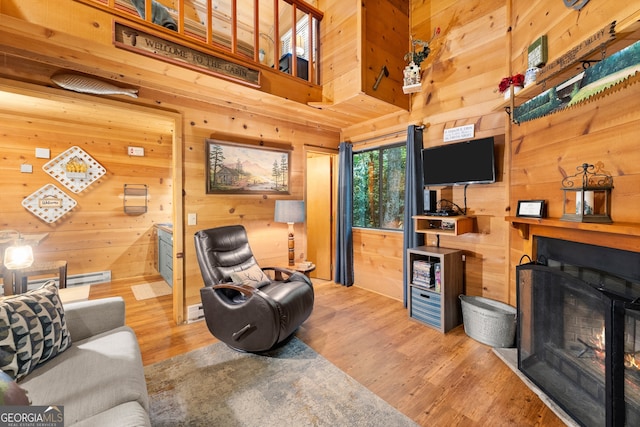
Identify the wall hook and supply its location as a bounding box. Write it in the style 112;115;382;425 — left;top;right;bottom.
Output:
373;65;389;91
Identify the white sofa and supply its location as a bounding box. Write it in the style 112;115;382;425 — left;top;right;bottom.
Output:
19;297;151;427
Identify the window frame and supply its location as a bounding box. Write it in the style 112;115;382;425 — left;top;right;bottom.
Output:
352;142;406;231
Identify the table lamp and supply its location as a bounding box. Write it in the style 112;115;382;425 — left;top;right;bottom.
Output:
1;231;34;270
274;200;305;266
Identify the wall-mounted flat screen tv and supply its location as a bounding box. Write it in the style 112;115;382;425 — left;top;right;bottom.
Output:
422;137;496;186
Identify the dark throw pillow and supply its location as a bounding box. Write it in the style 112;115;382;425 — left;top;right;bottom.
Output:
0;282;71;380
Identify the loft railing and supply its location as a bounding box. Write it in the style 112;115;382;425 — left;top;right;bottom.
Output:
76;0;323;85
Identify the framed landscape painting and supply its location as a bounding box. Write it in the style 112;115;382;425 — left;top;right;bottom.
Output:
205;139;291;194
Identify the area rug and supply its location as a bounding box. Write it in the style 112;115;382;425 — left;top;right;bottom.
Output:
131;281;172;301
145;337;418;426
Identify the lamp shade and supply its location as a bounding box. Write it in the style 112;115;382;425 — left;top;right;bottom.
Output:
274;200;305;224
4;243;34;270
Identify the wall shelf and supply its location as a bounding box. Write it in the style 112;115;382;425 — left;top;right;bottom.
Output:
413;215;474;236
123;184;148;215
493;84;538;111
506;216;640;240
496;17;640;122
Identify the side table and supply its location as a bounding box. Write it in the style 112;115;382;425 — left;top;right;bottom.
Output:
289;263;316;278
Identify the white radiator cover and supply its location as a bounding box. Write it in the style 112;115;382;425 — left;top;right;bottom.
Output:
187;303;205;323
25;270;112;290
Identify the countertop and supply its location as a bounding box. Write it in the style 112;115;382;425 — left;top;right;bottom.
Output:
155;223;173;234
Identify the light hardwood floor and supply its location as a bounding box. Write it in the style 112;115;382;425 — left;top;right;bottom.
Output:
89;278;565;426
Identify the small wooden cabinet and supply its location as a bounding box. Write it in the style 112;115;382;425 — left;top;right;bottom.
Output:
156;226;173;287
413;215;474;236
407;246;463;333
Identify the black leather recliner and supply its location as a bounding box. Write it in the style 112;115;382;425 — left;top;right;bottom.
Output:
194;225;314;352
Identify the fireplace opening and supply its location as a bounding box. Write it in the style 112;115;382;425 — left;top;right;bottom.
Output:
517;237;640;427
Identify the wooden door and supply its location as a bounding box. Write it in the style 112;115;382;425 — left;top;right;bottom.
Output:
306;152;334;280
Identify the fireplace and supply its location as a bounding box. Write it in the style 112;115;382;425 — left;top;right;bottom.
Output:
517;237;640;427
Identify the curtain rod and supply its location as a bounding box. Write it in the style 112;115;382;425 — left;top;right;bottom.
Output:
349;124;427;146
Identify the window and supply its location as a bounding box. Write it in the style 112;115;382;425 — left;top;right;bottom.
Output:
353;144;406;230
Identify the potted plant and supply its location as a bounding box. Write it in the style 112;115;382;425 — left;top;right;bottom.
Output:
402;27;440;94
498;73;525;99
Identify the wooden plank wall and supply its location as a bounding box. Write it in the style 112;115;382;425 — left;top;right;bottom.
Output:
361;0;409;110
347;0;640;308
508;2;640;304
0;78;339;310
347;0;511;303
179;99;339;307
0;1;341;314
0;84;174;282
318;0;360;104
2;0;638;316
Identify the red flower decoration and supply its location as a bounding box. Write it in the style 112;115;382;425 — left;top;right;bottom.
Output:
498;73;525;93
511;73;525;87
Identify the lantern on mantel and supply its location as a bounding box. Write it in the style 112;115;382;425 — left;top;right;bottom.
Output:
560;162;613;223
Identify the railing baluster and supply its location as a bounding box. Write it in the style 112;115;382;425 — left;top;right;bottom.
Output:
273;0;280;69
306;12;313;83
206;0;213;45
144;0;151;26
79;0;321;85
231;0;237;55
177;0;184;35
291;4;298;79
253;0;259;63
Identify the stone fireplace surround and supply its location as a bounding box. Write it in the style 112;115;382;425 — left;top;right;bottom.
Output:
516;234;640;427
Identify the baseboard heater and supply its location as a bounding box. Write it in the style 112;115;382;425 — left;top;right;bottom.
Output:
187;303;205;323
25;270;112;290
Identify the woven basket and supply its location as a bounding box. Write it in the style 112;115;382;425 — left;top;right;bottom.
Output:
459;295;517;348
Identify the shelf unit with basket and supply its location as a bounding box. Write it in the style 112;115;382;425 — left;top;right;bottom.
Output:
407;246;463;333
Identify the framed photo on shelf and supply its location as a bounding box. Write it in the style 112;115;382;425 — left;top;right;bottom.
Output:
205;139;291;194
516;200;546;218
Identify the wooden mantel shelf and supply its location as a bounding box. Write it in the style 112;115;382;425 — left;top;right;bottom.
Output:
506;216;640;239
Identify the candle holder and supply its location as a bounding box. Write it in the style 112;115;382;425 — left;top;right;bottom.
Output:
560;162;613;223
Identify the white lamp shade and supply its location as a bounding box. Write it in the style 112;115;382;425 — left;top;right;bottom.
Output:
4;244;34;269
274;200;305;224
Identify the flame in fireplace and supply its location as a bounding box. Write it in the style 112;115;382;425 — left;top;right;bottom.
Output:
589;326;640;371
592;327;606;354
625;353;640;370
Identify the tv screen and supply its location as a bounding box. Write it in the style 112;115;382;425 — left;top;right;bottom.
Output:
422;137;496;186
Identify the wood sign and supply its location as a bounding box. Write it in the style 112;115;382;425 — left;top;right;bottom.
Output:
538;21;616;82
38;196;63;208
113;22;261;88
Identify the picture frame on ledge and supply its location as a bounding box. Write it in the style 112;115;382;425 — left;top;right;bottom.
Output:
205;139;291;195
516;200;546;218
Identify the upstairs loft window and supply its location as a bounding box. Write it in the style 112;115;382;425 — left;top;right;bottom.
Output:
81;0;322;84
353;144;407;230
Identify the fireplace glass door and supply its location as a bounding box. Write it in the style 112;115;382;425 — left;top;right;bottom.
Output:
517;263;640;427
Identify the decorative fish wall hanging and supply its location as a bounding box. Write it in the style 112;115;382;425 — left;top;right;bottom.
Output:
51;73;139;98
